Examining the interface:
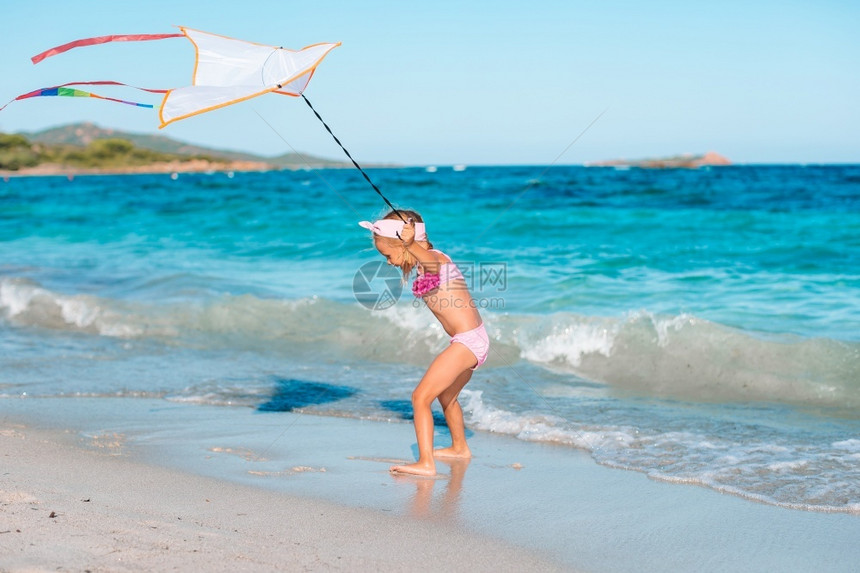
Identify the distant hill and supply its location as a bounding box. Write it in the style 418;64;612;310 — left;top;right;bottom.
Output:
24;122;348;169
588;151;731;169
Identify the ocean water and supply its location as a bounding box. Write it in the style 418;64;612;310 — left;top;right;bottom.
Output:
2;164;859;513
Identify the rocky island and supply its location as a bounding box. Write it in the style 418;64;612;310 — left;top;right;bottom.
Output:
588;151;731;169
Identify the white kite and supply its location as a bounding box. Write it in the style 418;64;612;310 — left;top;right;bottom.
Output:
2;27;340;128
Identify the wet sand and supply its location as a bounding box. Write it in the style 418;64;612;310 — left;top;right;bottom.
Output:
2;397;859;572
0;422;564;572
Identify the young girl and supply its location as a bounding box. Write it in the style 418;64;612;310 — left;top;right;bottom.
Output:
359;210;489;476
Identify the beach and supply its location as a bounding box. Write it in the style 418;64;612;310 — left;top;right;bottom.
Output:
1;403;565;572
3;397;860;572
0;160;273;179
2;166;859;571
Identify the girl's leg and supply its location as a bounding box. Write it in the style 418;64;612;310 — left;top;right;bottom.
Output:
435;368;472;458
390;343;476;476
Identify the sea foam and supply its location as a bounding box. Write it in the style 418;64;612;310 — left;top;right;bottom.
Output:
506;309;860;409
3;277;859;409
0;278;145;338
458;389;860;514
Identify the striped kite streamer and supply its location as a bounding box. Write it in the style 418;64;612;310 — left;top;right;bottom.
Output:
0;81;168;112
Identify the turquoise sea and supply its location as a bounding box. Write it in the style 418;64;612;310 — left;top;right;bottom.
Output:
2;164;859;512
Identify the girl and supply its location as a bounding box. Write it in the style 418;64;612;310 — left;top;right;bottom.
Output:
359;210;489;476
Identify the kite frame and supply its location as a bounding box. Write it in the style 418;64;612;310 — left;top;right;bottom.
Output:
157;27;340;128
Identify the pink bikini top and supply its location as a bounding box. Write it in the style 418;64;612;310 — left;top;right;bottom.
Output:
412;249;465;298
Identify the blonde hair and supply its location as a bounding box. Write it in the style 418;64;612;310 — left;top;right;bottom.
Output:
373;209;434;281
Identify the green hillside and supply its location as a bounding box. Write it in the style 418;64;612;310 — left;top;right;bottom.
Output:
24;122;346;168
0;132;217;171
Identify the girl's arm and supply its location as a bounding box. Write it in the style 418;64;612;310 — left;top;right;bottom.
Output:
400;219;444;269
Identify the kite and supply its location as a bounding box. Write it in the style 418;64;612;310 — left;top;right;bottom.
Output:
2;26;406;220
2;27;339;128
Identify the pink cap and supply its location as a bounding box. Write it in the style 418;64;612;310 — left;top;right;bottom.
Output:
359;219;427;241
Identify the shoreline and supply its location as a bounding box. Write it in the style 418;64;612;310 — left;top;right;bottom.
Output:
3;397;860;572
1;422;562;572
3;163;857;179
0;161;308;179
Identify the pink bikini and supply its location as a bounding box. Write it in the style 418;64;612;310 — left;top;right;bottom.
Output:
413;249;490;370
451;323;490;370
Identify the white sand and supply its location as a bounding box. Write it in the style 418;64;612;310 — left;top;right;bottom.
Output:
0;423;564;572
3;397;860;572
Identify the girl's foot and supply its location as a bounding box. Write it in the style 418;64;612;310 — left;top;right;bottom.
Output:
390;462;436;477
434;446;471;459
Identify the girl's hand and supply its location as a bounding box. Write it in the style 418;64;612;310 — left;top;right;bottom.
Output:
400;218;415;247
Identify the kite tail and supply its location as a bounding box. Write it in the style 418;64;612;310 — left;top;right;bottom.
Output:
32;33;185;64
301;95;406;223
0;81;168;112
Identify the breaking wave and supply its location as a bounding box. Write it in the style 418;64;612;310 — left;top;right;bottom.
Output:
2;277;858;409
496;310;860;409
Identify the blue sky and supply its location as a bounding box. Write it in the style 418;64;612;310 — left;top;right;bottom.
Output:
1;1;857;164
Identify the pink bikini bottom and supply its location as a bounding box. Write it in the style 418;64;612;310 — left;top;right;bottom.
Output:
451;323;490;370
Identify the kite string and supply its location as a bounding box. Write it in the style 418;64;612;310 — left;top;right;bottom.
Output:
301;94;406;223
